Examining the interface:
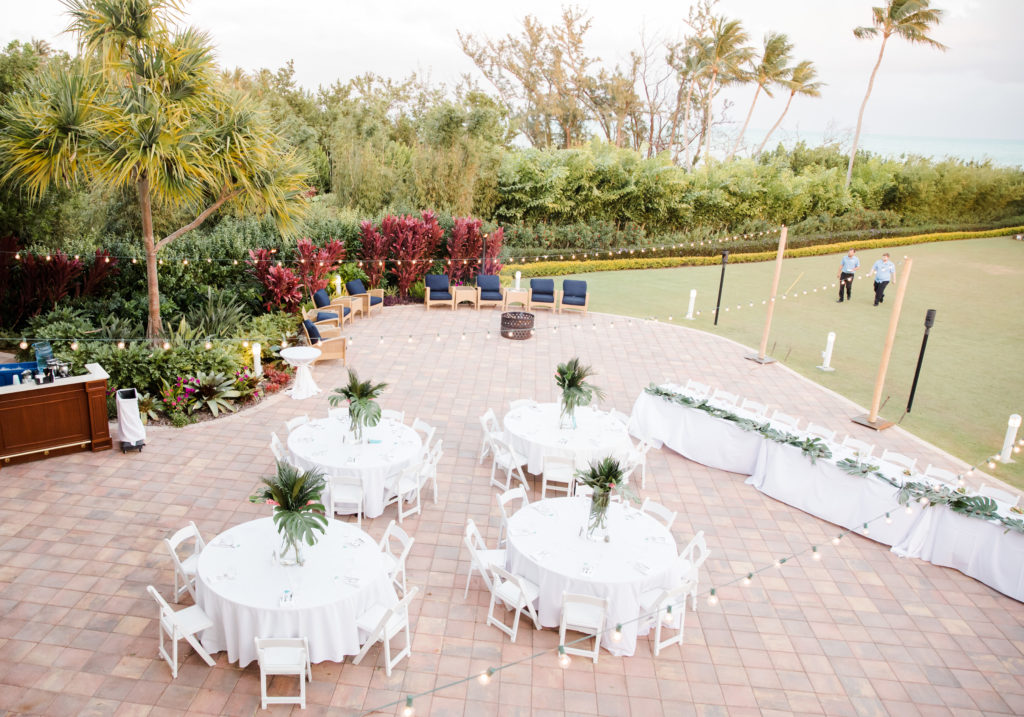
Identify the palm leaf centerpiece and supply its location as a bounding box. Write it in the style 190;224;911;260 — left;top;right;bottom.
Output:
249;461;328;565
328;369;388;442
576;457;637;540
554;357;605;428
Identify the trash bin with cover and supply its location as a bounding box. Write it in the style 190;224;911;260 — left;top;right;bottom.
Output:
115;388;146;453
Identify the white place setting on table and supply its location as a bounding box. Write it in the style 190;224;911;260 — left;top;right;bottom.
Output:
287;416;422;518
504;496;679;657
503;403;635;474
195;517;398;667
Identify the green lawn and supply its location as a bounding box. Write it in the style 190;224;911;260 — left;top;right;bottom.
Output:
553;236;1024;489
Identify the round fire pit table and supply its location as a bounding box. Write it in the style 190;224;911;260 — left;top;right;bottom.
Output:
501;311;535;340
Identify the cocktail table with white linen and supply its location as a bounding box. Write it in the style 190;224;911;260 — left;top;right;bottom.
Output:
279;346;322;400
505;497;679;656
196;517;398;667
288;417;422;518
503;403;634;474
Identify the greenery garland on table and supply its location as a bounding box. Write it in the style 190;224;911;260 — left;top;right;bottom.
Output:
835;458;1024;536
644;385;832;463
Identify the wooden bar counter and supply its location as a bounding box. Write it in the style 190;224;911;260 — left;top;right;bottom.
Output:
0;362;112;468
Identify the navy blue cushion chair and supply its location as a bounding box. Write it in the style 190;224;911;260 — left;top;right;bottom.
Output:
476;274;504;309
559;279;589;315
528;278;556;312
311;288;353;327
300;319;346;363
424;274;455;311
345;279;385;319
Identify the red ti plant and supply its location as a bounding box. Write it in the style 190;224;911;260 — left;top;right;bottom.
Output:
76;249;120;298
358;221;390;288
446;219;505;284
294;238;346;299
483;226;505;275
19;250;84;316
384;211;443;298
248;249;303;313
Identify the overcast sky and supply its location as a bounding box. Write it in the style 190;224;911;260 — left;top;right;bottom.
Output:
2;0;1021;145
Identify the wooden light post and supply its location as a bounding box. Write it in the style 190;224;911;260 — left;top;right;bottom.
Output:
746;226;787;364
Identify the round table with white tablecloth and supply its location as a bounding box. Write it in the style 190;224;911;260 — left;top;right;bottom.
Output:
287;416;421;518
196;517;397;667
503;403;635;474
505;497;679;657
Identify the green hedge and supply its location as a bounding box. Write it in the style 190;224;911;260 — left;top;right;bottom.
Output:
500;226;1024;279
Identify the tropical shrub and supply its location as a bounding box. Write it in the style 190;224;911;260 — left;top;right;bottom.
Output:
381;211;443;298
191;371;241;416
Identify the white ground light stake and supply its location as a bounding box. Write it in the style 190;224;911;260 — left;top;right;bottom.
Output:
817;332;836;372
252;343;263;377
685;289;697;320
1001;414;1021;463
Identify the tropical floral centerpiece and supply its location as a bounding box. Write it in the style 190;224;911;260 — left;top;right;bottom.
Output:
576;457;637;540
555;357;605;429
249;461;328;565
328;369;388;442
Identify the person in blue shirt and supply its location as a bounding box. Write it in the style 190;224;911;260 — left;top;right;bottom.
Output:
870;253;897;306
836;249;860;302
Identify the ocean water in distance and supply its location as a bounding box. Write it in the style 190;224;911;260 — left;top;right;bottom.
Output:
742;130;1024;168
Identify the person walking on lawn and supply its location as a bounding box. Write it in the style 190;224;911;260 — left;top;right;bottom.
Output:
837;249;859;302
870;252;897;306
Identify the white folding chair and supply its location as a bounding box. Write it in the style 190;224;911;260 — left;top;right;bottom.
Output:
678;531;710;612
353;587;419;676
641;498;677;530
270;432;288;463
541;453;576;499
382;409;405;424
463;519;506;598
421;440;443;504
709;389;739;409
684;380;711;400
638;579;696;656
805;423;836;443
329;475;364;528
255;637;311;709
497;486;529;548
164;522;205;603
478;409;501;464
842;436;875;459
386;463;426;524
979;484;1019;510
285;415;309;433
769;410;801;432
559;592;608;664
923;464;958;487
411;418;437;453
379;521;414;595
623;439;654;488
146;585;215;679
489;434;529;492
486;565;541;642
881;449;917;473
509;399;536;411
739;398;768;418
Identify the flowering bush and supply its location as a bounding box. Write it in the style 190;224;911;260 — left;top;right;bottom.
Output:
262;365;293;394
160;376;200;413
234;368;262;403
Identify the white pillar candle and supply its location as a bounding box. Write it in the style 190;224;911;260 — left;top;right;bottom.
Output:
515;271;521;289
252;343;263;377
334;275;342;295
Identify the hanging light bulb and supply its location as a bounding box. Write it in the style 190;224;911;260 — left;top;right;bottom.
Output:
831;534;841;546
557;645;571;668
162;341;170;350
905;504;914;515
812;546;821;561
862;523;870;536
478;668;494;685
19;339;28;350
611;625;623;642
662;605;674;625
987;458;997;469
70;341;79;351
742;573;752;586
403;696;414;716
204;341;212;350
242;341;249;348
885;513;893;524
117;341;125;350
706;588;718;606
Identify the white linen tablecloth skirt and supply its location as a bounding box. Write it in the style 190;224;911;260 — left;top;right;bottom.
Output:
505;497;679;657
503;403;635;474
288;417;422;518
196;517;397;666
630;390;763;475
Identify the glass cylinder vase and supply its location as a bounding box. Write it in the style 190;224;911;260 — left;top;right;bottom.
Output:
586;489;611;541
275;531;305;566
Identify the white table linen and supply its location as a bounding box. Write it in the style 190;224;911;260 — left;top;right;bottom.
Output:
891;505;1024;602
746;440;918;547
503;403;635;474
280;347;321;400
196;517;398;666
505;497;679;656
288;417;422;518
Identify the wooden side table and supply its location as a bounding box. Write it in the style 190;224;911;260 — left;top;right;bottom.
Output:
453;286;479;310
504;288;529;310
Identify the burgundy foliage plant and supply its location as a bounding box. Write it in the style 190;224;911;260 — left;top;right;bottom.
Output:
384;211;443;298
294;238;346;299
358;221;390;289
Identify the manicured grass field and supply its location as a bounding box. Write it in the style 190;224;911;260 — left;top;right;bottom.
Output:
554;236;1024;489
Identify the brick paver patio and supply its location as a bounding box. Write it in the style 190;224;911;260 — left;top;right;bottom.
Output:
1;305;1022;716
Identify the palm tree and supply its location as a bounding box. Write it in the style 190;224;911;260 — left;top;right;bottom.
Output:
698;17;753;167
0;0;308;338
728;32;793;161
845;0;946;187
754;60;824;157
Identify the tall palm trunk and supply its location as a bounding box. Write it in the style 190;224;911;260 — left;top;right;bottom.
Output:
754;90;795;157
846;36;888;188
729;83;762;160
701;69;719;167
137;171;162;339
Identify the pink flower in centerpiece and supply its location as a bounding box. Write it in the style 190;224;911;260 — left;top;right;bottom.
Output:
265;499;278;506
